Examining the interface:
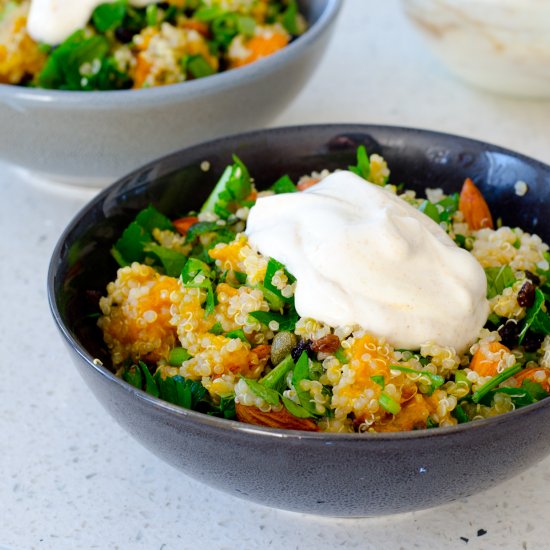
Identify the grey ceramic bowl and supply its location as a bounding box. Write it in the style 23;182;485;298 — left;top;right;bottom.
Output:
0;0;341;187
48;124;550;517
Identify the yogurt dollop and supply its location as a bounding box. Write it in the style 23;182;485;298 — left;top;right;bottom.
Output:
245;171;489;352
28;0;158;45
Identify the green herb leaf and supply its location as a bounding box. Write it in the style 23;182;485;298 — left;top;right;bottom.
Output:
418;200;440;224
209;322;224;336
292;351;310;386
390;365;444;389
282;396;314;418
188;54;215;78
92;1;127;32
379;392;401;415
471;364;522;404
168;347;191;366
244;378;280;406
249;308;299;332
138;361;159;397
348;145;370;180
260;354;294;391
143;243;188;277
485;266;516;299
518;288;550;343
370;375;385;388
453;404;469;424
271;175;297;194
225;329;248;342
334;347;349;364
122;363;143;389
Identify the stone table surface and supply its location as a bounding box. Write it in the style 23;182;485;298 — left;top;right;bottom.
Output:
2;1;550;548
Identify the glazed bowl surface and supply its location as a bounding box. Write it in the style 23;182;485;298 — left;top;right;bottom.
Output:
48;124;550;517
0;0;341;187
402;0;550;98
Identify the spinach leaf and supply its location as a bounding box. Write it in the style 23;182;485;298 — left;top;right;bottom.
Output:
348;145;370;180
271;175;297;194
418;200;440;224
484;266;516;299
282;396;314;419
244;379;280;406
518;288;550;343
200;156;251;218
249;308;299;332
143;243;187;277
92;1;126;32
138;361;159;397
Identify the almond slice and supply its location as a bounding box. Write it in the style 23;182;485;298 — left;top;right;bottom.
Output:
235;403;319;431
459;178;494;230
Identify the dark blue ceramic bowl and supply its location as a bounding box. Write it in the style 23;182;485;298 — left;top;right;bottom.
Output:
48;125;550;517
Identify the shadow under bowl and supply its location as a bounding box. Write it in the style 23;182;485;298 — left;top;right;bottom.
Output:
48;124;550;516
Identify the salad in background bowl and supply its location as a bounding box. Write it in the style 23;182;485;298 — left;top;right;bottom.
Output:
0;0;341;185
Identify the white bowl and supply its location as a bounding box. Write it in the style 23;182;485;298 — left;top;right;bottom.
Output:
402;0;550;98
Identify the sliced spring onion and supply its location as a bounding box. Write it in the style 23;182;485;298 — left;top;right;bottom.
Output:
471;364;522;404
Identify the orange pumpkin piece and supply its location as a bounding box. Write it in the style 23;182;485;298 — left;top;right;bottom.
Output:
459;177;494;230
514;367;550;393
470;342;511;377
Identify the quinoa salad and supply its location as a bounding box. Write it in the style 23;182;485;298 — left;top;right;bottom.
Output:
0;0;306;90
96;148;550;433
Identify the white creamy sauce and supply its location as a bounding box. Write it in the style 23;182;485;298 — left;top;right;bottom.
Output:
27;0;158;44
245;171;489;352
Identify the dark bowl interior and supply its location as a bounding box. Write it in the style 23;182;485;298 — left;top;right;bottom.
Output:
49;124;550;516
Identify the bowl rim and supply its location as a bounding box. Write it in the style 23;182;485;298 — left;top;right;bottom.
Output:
48;122;550;443
0;0;342;107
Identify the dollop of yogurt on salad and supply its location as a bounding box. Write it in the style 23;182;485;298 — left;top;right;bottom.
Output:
28;0;158;44
245;170;489;352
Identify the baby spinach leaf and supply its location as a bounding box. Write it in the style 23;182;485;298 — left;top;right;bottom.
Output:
418;200;440;224
260;354;294;392
168;347;192;366
518;288;550;343
282;396;314;419
92;1;126;32
271;175;297;194
348;145;370;180
244;379;280;406
143;243;188;277
485;266;516;299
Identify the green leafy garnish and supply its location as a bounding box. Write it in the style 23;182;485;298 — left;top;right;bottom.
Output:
244;378;280;406
154;372;206;409
271;175;297;194
249;308;299;332
122;363;143;389
379;392;401;415
282;396;314;419
225;329;248;342
187;55;216;78
260;354;294;392
484;266;516;299
138;361;159;397
418;200;440;224
92;1;126;32
348;145;370;180
390;365;444;391
200;156;251;219
518;288;550;343
371;375;385;388
168;347;191;366
471;364;522;404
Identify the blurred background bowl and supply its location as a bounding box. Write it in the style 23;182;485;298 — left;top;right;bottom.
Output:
401;0;550;98
49;124;550;517
0;0;341;188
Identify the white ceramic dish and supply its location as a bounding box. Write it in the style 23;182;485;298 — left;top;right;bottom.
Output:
402;0;550;98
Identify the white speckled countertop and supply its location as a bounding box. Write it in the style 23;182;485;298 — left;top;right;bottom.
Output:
3;1;550;548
